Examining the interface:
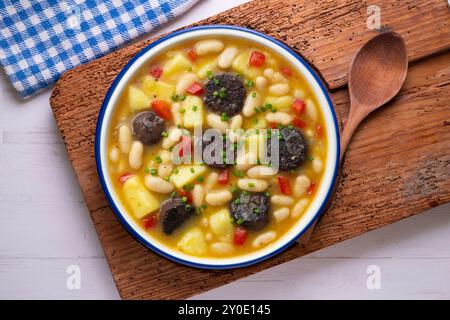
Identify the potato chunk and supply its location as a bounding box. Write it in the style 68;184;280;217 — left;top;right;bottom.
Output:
128;85;151;111
182;95;204;128
123;176;160;219
177;227;207;255
232;52;261;80
170;165;207;189
209;208;234;242
164;53;194;77
140;76;175;102
264;95;293;110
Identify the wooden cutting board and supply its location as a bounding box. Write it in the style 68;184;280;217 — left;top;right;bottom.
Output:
49;0;450;299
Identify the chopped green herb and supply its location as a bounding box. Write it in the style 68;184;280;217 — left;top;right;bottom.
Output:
144;167;150;174
162;131;168;138
171;191;177;198
190;167;195;173
180;108;186;113
248;182;255;188
233;198;241;205
214;79;220;85
180;95;186;101
218;87;226;98
253;207;260;214
232;169;245;178
181;196;188;203
192;105;198;111
308;156;315;161
236;218;244;225
174;168;179;174
207;70;213;80
213;91;219;97
171;94;179;102
252;92;257;98
220;112;230;122
187;66;193;72
253;117;258;124
246;79;254;87
230;185;238;193
156;156;162;164
197;176;204;182
183;184;194;191
150;168;157;176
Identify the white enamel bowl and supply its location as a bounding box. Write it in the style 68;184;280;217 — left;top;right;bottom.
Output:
95;26;340;269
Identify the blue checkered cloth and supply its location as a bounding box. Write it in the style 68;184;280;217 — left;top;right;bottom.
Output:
0;0;199;98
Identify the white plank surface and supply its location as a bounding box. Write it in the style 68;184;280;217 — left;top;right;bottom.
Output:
0;0;449;300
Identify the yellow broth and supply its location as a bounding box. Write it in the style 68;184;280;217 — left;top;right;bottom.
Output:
106;36;328;258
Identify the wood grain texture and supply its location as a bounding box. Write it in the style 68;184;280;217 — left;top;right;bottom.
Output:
49;0;450;299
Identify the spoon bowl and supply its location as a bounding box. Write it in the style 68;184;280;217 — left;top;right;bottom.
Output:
341;32;408;160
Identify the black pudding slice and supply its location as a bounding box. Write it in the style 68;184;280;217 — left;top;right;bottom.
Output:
229;192;270;230
269;127;308;171
132;111;165;145
159;197;192;234
204;73;246;117
200;129;235;169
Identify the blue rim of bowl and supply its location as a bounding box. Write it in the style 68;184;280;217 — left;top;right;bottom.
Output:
95;25;340;270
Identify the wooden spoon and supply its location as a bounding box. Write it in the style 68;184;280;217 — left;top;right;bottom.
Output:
340;31;408;161
298;32;408;246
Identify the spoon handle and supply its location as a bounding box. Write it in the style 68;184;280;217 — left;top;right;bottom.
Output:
340;101;367;162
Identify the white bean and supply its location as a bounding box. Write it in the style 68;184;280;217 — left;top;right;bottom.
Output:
265;112;293;125
144;175;174;193
128;141;143;169
171;102;183;126
305;98;318;121
273;207;290;222
271;195;294;206
293;175;311;197
235;152;257;171
109;146;120;163
218;46;238;69
273;72;288;83
176;73;198;95
205;172;219;192
228;130;243;143
192;185;205;208
159;150;172;164
237;178;268;192
255;76;268;91
269;83;290;96
210;242;234;255
312;158;323;173
247;166;276;179
207;114;229;133
230;115;243;129
292;199;310;218
263;68;274;80
205;190;232;206
158;163;173;178
294;88;306;99
252;231;276;248
194;39;224;55
119;125;132;154
242;91;261;117
162;127;183;149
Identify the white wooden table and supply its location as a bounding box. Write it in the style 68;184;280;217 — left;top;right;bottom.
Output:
0;0;449;300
